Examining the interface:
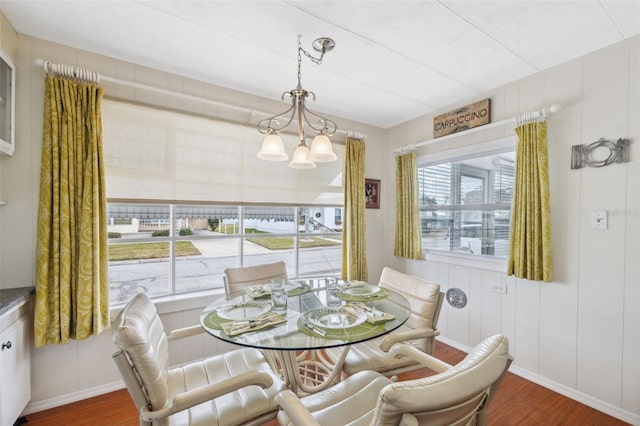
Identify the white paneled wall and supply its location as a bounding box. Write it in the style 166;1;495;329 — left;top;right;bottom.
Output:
385;36;639;423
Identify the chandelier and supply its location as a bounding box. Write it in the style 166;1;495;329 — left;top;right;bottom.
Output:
257;35;338;169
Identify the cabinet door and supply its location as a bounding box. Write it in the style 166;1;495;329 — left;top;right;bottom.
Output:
0;315;31;426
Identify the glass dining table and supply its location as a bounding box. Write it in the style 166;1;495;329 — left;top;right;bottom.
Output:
200;278;411;395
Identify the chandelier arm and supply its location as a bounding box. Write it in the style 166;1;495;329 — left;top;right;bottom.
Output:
257;102;297;134
301;107;338;136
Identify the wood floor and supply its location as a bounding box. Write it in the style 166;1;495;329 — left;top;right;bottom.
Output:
24;341;629;426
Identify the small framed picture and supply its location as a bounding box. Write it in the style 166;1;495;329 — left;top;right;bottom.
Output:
365;178;380;209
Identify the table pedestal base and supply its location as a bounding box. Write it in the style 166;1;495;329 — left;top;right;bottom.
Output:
265;347;350;396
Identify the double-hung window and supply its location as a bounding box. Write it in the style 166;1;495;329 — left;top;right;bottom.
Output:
418;143;515;258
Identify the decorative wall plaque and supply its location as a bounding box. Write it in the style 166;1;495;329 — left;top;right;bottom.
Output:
446;287;468;309
433;98;491;138
571;138;629;169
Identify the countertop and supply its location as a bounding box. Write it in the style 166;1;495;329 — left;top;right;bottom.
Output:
0;287;35;317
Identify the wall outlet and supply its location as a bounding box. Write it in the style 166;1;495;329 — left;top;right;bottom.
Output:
489;283;507;295
591;211;608;229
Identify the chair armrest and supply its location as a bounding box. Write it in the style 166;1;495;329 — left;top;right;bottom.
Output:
140;370;274;421
399;413;419;426
275;390;321;426
167;325;204;342
379;327;440;352
389;343;452;373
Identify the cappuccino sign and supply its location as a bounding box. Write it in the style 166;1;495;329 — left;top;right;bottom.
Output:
433;99;491;138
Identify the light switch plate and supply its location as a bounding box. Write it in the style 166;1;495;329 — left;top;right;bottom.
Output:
591;211;608;229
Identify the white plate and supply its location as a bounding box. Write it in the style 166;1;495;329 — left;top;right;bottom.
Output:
343;284;381;296
217;302;271;320
306;308;367;330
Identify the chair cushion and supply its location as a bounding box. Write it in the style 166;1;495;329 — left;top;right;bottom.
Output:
165;348;287;426
379;267;440;330
112;293;171;410
224;261;287;295
371;334;511;426
277;371;393;426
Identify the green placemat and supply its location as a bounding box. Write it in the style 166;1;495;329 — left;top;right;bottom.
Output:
341;287;390;303
203;310;287;336
297;314;385;341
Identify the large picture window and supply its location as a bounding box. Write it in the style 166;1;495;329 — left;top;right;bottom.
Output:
107;203;343;304
102;100;345;304
418;147;514;257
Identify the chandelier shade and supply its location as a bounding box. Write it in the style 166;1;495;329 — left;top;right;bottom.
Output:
289;144;316;169
308;133;337;162
257;35;337;169
257;132;288;161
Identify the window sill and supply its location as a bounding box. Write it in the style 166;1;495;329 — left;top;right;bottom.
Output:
110;288;226;318
423;250;507;272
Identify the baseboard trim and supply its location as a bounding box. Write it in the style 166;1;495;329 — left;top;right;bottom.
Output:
22;380;126;416
436;336;640;425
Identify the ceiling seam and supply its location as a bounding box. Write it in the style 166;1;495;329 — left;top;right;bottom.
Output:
286;0;481;99
437;0;541;72
597;1;626;39
136;0;438;118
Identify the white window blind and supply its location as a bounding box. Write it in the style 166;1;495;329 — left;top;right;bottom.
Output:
102;100;344;204
417;145;515;257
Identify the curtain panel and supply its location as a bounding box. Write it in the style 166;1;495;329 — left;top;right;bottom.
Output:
394;151;423;259
507;121;552;282
34;76;109;347
341;138;367;281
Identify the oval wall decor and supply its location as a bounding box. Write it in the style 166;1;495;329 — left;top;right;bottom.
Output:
446;287;468;309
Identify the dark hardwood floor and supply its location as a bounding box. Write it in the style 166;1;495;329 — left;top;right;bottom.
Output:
24;341;629;425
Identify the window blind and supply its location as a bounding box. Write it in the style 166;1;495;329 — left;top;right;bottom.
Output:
102;100;344;204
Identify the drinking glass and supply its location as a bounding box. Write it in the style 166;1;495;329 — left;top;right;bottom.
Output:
325;278;343;310
270;278;287;314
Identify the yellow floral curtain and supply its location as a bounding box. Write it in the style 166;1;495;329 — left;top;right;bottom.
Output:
341;138;367;281
507;120;552;282
394;151;423;259
34;76;109;347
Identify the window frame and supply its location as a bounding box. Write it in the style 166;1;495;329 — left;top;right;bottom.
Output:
416;135;516;266
107;201;343;305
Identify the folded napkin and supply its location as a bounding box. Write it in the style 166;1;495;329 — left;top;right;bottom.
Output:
244;282;310;299
344;280;367;289
220;312;287;336
342;303;395;324
244;284;272;299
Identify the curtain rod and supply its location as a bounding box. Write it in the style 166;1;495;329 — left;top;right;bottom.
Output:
35;59;367;140
393;104;561;154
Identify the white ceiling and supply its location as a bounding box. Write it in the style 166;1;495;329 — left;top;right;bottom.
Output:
1;1;639;128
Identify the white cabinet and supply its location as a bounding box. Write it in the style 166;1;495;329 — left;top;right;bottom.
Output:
0;301;31;426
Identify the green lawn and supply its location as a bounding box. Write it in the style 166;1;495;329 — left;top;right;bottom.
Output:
108;241;201;261
247;236;340;250
108;226;341;261
217;224;341;250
